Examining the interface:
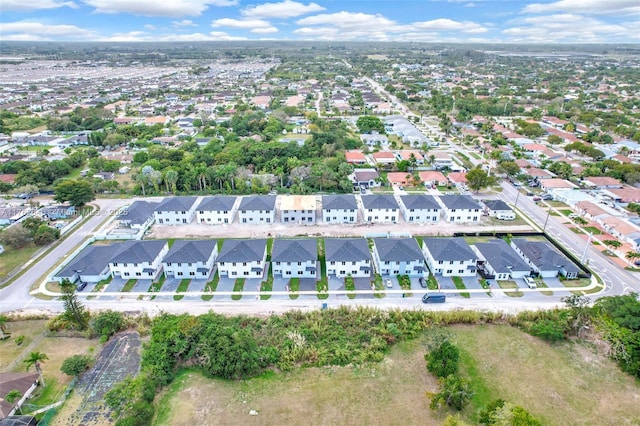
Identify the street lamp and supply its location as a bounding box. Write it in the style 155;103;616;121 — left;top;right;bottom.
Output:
581;233;592;264
542;206;551;232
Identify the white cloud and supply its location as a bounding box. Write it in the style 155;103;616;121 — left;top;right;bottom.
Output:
411;18;487;33
208;31;248;40
172;19;197;27
523;0;640;16
503;14;632;42
212;18;273;29
242;1;325;18
1;0;77;11
0;21;97;40
251;27;279;34
83;0;237;17
297;11;396;30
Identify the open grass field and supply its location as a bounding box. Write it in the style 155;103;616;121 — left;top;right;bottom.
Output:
0;320;47;371
0;244;41;281
152;324;640;426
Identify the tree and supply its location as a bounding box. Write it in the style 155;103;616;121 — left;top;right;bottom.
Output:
54;179;95;207
33;225;60;246
4;389;22;414
625;251;640;262
91;311;125;339
429;375;473;411
0;315;9;340
24;351;48;386
466;168;492;193
356;116;384;134
0;225;32;249
603;240;622;249
498;161;520;177
426;340;460;378
60;354;92;376
60;278;89;330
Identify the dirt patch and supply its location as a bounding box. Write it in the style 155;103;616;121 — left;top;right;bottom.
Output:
53;332;141;425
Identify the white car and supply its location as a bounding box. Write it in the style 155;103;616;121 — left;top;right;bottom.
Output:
385;279;393;288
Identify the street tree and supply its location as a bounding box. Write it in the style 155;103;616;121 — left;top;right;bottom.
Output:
466;168;493;193
60;278;89;330
603;240;622;249
24;351;48;387
54;179;95;207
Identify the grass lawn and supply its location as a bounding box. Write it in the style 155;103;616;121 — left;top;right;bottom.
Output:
121;279;137;292
371;274;386;298
202;272;219;301
232;279;244;301
560;278;599;295
344;276;355;299
288;278;300;300
173;279;190;301
546;200;568;208
451;276;470;298
497;280;523;297
0;244;41;282
0;320;47;371
536;280;554;296
581;226;602;235
427;275;439;290
559;209;573;216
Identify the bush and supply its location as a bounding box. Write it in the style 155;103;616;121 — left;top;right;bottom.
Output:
528;319;566;342
479;399;542;425
15;335;25;345
60;354;93;376
429;374;473;411
91;311;125;339
426;340;460;378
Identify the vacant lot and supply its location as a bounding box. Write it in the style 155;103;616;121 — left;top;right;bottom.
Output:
0;320;46;371
154;325;640;426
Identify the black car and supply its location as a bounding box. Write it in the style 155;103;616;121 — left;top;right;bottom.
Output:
419;277;427;288
77;282;87;291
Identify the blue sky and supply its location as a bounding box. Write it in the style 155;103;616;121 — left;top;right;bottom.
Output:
1;0;638;43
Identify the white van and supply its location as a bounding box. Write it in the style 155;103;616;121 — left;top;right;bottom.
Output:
524;276;537;289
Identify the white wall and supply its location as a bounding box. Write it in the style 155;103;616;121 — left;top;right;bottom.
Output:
364;208;399;223
327;259;371;277
273;260;317;278
238;209;275;224
322;208;357;224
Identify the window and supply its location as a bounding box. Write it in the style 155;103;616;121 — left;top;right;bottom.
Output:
298;262;302;266
438;260;443;264
113;263;118;267
182;219;187;223
188;263;192;267
243;271;249;276
242;218;247;223
446;269;452;274
133;263;138;267
124;272;129;276
178;272;182;276
458;269;464;274
136;272;141;276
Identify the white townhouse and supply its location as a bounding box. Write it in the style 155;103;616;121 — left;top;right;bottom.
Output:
361;194;400;223
399;194;441;223
108;240;169;280
372;238;427;277
324;238;372;278
55;244;119;284
162;240;218;280
280;195;317;225
196;196;237;225
422;237;477;277
483;200;516;221
271;239;318;278
237;196;276;224
473;240;529;281
154;196;198;225
438;195;482;223
116;201;158;232
322;195;358;224
216;239;267;279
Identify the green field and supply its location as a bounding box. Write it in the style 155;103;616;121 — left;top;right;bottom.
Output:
153;325;640;426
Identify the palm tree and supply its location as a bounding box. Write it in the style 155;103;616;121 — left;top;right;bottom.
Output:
5;390;22;414
24;351;48;387
0;314;9;340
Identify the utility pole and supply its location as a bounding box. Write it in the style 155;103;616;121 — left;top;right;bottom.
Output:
581;233;592;264
543;205;551;232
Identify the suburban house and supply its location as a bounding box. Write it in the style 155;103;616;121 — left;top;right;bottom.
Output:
418;170;448;187
399;195;441;223
360;132;389;148
510;238;580;279
582;176;623;189
322;195;358;223
196;196;237;225
372;151;397;166
271;239;318;278
351;169;380;189
324;238;372;277
0;207;30;226
116;200;157;231
55;244;118;283
154;196;198;225
108;240;169;280
0;372;40;419
162;240;218;280
386;172;415;187
345;150;367;165
600;216;640;249
237;196;276;224
397;150;424;165
422;237;477;277
483;200;516;220
37;205;75;220
473;240;530;281
372;238;427;277
216;239;267;279
361;194;400;223
432;152;454;170
280;195;317;224
439;195;483;223
539;178;578;192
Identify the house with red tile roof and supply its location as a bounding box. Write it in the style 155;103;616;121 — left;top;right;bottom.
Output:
539;178;577;191
447;171;467;184
372;151;396;165
345;150;367;165
386;172;414;186
418;171;447;187
582;176;623;189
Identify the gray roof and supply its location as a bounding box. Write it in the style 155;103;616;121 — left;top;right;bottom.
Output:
217;239;267;263
238;196;276;211
109;240;167;264
400;194;441;210
117;201;158;225
483;200;512;212
361;194;400;210
322;194;357;210
325;238;371;262
512;239;580;273
353;169;380;182
475;240;529;274
57;244;119;278
197;196;237;212
163;240;217;264
271;239;317;262
374;238;424;262
423;237;477;262
439;195;482;210
155;196;198;213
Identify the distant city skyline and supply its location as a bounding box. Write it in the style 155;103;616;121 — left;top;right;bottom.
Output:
1;0;638;43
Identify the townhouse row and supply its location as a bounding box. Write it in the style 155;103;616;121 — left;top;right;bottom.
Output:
55;235;580;286
116;194;515;231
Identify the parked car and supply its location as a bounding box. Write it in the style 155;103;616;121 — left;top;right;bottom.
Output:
532;196;541;201
542;194;553;200
77;281;87;291
385;279;393;288
419;277;427;288
523;276;537;289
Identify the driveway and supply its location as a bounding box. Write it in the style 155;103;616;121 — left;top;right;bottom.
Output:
104;278;127;293
215;277;235;301
131;279;151;293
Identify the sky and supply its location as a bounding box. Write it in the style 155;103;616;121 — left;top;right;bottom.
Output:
0;0;638;43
